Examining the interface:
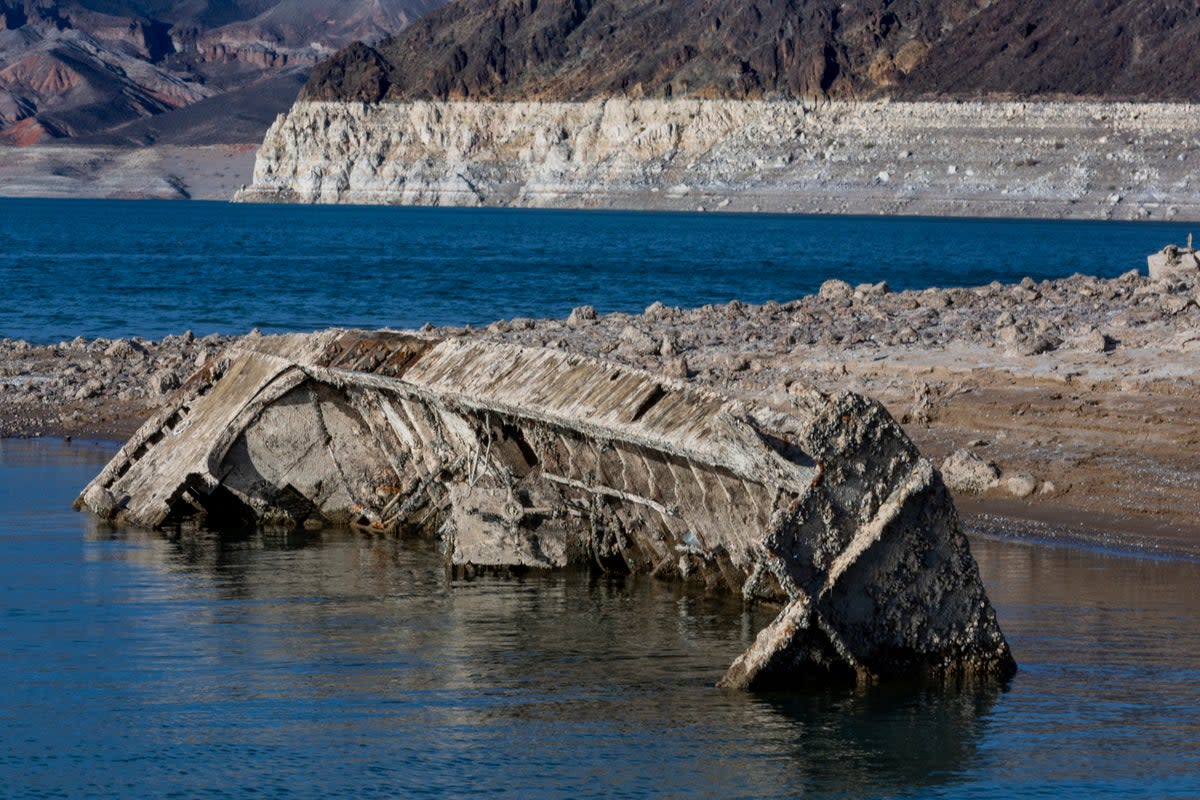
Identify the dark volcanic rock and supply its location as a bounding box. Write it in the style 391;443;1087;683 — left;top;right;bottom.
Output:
304;42;393;103
303;0;1200;103
898;0;1200;100
304;0;982;102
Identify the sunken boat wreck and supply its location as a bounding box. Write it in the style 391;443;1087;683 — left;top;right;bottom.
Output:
77;330;1016;689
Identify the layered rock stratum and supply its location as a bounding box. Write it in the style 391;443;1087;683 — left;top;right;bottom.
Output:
235;98;1200;220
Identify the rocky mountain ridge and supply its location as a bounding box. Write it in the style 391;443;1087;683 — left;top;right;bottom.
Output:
303;0;1200;104
0;0;446;144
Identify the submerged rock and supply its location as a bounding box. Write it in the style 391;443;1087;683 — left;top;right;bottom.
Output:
76;330;1015;689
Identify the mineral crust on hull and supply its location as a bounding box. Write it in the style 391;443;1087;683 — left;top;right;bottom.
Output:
76;330;1015;689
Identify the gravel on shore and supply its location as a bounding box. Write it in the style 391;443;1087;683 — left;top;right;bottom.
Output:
0;331;236;440
5;267;1199;556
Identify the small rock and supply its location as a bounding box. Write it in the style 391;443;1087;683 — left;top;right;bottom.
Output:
567;305;597;327
664;355;689;380
722;355;750;372
1160;295;1191;316
996;325;1022;347
854;281;890;299
74;378;105;400
510;317;535;330
619;325;658;356
150;370;181;396
1016;334;1058;356
1003;472;1039;499
643;301;673;320
940;449;1001;494
1076;329;1115;354
919;288;951;309
104;339;145;359
818;279;854;301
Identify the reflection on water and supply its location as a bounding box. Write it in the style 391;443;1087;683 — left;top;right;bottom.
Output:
2;438;1198;799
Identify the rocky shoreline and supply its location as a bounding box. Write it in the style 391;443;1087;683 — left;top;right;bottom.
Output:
5;263;1199;557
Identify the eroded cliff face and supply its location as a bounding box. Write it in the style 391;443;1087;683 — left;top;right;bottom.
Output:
236;98;1200;220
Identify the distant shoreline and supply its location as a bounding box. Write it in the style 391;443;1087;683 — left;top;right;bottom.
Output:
6;99;1200;223
0;144;257;202
235;99;1200;222
4;265;1199;558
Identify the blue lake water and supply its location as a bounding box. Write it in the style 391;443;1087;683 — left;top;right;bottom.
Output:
2;438;1198;799
3;200;1200;797
0;198;1194;343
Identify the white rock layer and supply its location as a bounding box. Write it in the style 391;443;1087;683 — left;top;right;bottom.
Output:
236;99;1200;220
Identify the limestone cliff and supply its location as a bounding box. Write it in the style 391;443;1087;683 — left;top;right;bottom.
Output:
235;98;1200;221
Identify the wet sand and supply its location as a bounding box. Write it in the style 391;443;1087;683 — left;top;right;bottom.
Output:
4;267;1198;557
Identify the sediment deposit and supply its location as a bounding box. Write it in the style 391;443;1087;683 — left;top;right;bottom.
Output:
74;329;1016;688
235;99;1200;220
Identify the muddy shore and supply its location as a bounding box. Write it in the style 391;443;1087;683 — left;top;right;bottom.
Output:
4;266;1199;558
